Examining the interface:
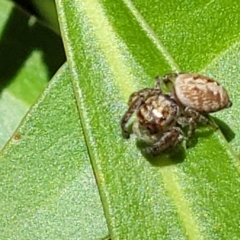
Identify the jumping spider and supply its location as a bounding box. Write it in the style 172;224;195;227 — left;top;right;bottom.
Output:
120;77;184;155
163;73;232;143
121;73;232;155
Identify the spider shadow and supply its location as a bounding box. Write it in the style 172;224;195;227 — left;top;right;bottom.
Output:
185;117;235;148
211;116;235;142
136;141;186;167
181;127;214;149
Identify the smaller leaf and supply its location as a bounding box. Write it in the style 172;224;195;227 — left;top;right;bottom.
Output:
0;64;108;239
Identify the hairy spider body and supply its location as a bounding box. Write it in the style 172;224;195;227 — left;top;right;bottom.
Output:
137;94;179;134
121;78;184;155
163;73;232;145
163;73;232;113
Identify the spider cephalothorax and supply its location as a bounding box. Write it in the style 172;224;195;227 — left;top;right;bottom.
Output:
120;78;184;155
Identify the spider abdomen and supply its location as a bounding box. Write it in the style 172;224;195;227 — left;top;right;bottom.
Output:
173;73;232;113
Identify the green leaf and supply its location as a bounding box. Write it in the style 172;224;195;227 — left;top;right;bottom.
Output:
56;0;240;239
203;45;240;154
0;64;108;239
0;0;65;148
128;0;240;154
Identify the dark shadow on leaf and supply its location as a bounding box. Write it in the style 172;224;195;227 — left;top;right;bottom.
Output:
136;140;186;167
179;122;221;148
0;6;65;92
185;127;214;148
212;116;235;142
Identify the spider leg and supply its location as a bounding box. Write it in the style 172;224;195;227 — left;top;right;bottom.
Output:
180;107;218;147
128;76;164;106
162;73;179;91
197;113;218;129
128;88;149;105
121;96;144;138
163;73;179;80
187;117;197;145
142;127;184;155
163;72;187;80
154;76;161;89
162;73;179;84
171;128;185;147
128;87;163;105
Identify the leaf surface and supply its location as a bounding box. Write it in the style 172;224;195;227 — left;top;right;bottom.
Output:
56;0;240;239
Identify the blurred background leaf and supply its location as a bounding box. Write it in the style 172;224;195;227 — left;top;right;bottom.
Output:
0;64;108;239
0;0;65;148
